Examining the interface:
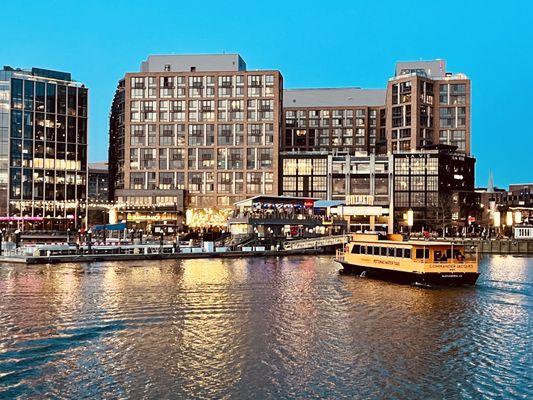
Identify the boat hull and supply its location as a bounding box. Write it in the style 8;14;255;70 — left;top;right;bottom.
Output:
337;261;479;286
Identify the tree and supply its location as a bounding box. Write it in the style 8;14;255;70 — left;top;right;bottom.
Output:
429;192;455;236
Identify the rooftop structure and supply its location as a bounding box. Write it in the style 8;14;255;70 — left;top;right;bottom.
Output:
395;60;447;78
283;88;386;107
140;54;247;73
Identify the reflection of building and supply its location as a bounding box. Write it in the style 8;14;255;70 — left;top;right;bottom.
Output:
88;162;108;201
386;60;471;154
393;145;476;231
108;54;282;213
0;66;88;230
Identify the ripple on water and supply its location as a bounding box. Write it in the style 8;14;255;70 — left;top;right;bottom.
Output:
0;255;531;399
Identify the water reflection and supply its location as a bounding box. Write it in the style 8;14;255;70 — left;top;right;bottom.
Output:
0;255;531;399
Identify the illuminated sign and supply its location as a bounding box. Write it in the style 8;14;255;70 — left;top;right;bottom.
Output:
345;195;374;206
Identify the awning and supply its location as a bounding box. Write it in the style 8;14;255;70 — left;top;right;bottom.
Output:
92;222;127;231
314;200;345;208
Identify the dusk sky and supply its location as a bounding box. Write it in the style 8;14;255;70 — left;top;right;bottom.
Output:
2;0;531;188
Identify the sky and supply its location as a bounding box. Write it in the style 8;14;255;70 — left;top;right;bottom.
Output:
1;0;532;188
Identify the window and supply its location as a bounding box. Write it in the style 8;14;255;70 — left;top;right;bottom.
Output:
404;249;411;259
351;245;361;254
415;249;430;259
159;125;175;146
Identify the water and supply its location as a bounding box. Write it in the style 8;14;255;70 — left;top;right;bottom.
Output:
0;255;531;399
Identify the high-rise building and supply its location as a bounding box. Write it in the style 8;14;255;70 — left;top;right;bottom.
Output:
0;66;88;231
108;54;283;226
386;60;471;154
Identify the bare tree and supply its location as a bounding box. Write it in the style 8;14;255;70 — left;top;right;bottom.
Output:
429;192;455;236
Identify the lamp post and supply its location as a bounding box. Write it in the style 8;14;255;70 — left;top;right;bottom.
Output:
67;228;71;244
87;229;92;253
14;229;21;248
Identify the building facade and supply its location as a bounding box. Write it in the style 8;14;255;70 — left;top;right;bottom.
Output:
386;60;471;154
393;145;476;231
283;88;386;155
108;54;283;221
88;162;108;201
280;152;392;203
0;66;88;231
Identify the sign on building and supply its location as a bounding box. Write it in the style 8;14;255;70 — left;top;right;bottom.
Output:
345;195;374;206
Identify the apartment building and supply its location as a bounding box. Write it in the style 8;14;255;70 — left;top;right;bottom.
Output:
108;54;283;225
283;88;386;155
0;66;88;231
386;60;471;154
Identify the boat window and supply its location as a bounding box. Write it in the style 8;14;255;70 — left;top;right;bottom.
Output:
434;250;442;261
351;245;360;254
380;247;387;256
416;249;430;259
361;246;366;255
387;247;395;257
445;249;464;260
395;248;403;258
404;249;411;258
367;246;373;255
373;247;380;255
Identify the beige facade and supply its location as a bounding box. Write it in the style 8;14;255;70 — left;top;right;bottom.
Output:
110;56;283;210
386;70;471;155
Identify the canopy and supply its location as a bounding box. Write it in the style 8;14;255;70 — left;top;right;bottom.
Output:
91;222;127;231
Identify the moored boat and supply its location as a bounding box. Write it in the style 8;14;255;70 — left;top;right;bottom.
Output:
335;234;479;286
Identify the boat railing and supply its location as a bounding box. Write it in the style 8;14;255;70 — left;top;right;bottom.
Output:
335;249;345;262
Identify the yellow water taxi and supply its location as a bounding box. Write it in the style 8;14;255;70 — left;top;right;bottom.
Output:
336;234;479;285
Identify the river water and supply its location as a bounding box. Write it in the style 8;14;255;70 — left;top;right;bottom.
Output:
0;255;531;399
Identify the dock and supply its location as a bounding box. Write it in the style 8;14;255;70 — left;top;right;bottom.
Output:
0;247;323;265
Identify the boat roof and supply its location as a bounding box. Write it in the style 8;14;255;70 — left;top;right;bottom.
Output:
350;238;464;246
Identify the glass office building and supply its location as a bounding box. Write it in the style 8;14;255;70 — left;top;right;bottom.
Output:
0;66;88;230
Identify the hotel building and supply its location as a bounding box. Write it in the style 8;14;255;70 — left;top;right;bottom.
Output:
0;66;88;230
108;54;282;227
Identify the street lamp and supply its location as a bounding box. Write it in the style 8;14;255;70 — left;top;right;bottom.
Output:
14;229;21;248
87;229;92;253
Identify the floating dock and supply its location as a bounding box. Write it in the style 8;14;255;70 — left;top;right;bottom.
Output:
0;247;322;265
